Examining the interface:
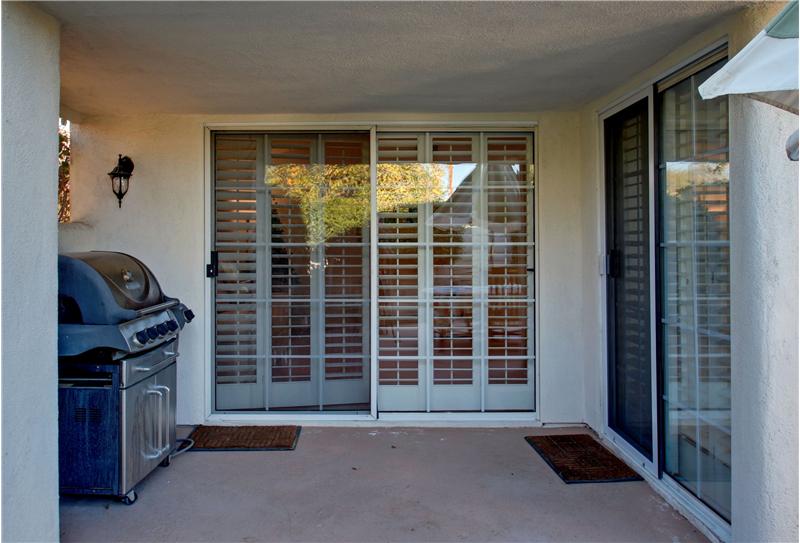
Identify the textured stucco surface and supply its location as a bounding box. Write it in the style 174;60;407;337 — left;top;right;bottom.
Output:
726;8;799;539
60;426;708;542
729;96;798;543
1;3;61;541
60;111;589;426
42;1;744;115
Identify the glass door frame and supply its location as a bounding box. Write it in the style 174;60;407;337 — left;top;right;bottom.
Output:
204;122;539;421
599;87;659;476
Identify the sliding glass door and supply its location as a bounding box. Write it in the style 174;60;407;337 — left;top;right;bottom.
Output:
213;129;536;413
658;57;731;521
213;132;371;411
602;50;731;522
376;133;536;412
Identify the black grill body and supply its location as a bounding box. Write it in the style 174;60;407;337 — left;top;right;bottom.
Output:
58;251;193;503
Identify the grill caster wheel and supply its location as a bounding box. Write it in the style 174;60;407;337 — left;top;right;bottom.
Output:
160;456;171;468
121;491;137;506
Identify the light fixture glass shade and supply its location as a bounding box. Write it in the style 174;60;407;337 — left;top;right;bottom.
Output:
108;155;134;207
111;176;129;207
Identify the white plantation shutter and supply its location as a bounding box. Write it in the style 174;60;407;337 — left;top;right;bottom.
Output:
214;134;266;409
377;135;423;388
268;136;314;383
486;135;534;386
430;135;478;387
322;136;370;383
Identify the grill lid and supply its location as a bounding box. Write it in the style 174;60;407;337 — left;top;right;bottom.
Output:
73;251;161;309
59;251;164;324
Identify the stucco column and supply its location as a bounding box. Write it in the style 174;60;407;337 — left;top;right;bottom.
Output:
1;3;61;541
729;97;798;542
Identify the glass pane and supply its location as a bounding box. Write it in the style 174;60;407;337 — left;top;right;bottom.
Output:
659;59;731;521
377;132;535;411
214;134;266;410
488;301;530;384
264;132;371;411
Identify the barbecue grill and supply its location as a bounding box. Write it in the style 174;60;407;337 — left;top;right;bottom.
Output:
58;251;194;505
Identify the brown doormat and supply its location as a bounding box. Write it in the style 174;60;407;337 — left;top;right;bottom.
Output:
525;434;642;484
189;425;301;451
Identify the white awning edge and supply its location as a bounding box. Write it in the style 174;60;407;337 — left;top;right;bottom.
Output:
698;30;799;99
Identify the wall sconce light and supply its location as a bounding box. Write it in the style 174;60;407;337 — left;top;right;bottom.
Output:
108;154;134;208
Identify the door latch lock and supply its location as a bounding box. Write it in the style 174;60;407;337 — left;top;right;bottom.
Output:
206;251;219;278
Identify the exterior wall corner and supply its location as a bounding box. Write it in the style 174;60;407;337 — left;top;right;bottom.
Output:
1;2;62;541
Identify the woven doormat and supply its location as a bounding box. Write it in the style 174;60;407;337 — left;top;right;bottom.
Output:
525;434;642;484
189;425;301;451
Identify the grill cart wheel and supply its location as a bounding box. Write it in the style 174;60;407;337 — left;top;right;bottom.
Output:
160;456;171;468
121;490;137;506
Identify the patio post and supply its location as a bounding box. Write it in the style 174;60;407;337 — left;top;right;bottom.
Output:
1;3;61;540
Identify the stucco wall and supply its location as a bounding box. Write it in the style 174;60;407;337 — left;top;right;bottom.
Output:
60;112;590;425
729;96;798;543
1;3;61;541
577;2;798;541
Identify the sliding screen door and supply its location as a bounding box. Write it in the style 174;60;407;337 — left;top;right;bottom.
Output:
604;98;654;460
377;132;535;412
213;132;371;411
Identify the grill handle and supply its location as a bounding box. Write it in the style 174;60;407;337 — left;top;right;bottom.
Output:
145;389;164;458
136;299;178;317
153;385;172;456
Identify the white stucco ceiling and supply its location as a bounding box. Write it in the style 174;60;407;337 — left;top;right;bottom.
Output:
40;1;745;115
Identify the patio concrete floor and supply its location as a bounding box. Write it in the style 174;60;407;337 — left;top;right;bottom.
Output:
60;426;707;543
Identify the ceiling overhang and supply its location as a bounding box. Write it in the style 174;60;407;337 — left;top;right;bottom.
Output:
39;1;746;115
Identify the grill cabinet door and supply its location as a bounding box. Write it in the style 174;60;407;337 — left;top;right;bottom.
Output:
58;371;120;495
121;373;166;493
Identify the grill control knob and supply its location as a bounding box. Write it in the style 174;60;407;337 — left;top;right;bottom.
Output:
134;330;149;346
146;327;159;341
166;320;179;332
156;323;169;336
183;309;195;323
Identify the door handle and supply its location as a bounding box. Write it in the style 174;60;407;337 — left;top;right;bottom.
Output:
607;250;622;278
206;251;219;278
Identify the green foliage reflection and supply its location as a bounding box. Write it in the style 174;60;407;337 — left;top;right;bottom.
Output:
266;163;446;246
